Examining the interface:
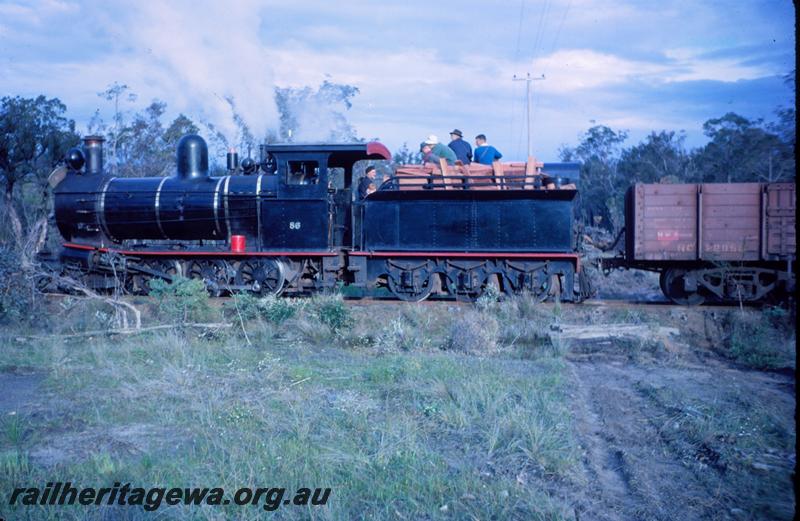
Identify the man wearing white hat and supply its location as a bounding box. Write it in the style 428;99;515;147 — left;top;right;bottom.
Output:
420;135;457;165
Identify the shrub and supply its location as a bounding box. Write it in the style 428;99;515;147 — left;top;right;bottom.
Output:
223;292;262;322
725;309;795;370
0;248;38;325
148;277;211;323
475;283;502;311
308;294;353;333
260;296;301;324
379;317;432;351
445;311;499;353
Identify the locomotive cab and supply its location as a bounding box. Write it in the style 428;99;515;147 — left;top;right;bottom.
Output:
258;142;391;250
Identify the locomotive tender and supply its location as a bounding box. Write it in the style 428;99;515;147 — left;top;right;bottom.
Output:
52;134;586;301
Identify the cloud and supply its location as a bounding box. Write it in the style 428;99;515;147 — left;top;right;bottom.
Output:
126;2;278;141
1;0;279;144
0;0;794;161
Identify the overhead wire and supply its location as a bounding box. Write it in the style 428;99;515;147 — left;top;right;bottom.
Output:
528;0;551;154
510;0;527;160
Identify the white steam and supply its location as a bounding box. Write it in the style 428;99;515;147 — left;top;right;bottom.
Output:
129;1;278;143
276;82;360;142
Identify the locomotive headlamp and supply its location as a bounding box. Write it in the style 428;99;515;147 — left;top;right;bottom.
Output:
65;147;85;172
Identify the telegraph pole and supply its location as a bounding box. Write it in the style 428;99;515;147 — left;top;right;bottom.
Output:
512;73;545;158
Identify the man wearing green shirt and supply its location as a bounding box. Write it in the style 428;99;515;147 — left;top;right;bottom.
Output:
421;135;457;165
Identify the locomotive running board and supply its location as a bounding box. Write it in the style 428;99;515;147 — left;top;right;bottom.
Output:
349;251;580;269
63;243;338;257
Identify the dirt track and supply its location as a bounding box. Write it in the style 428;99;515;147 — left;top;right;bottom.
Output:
566;345;795;521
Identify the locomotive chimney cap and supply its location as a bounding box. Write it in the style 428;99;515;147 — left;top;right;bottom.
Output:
82;135;105;175
176;134;209;180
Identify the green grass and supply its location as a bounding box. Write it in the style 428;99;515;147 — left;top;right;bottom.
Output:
635;380;795;520
720;307;796;370
0;297;579;520
1;291;794;520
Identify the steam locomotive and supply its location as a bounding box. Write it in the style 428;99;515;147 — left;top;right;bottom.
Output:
48;134;794;304
50;134;587;302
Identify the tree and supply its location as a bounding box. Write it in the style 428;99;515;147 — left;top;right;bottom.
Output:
617;131;693;184
693;112;792;183
768;70;796;181
0;95;79;263
163;114;200;151
117;100;167;177
392;142;422;165
114;103;199;178
559;125;628;231
98;82;137;175
0;95;78;199
770;70;796;146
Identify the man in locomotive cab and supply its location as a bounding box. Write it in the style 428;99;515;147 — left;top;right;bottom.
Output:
358;166;378;199
288;160;319;185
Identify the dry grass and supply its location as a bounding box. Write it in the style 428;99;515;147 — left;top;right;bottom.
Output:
0;295;579;520
0;291;794;520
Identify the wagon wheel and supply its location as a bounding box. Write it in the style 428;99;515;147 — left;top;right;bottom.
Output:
187;260;229;297
445;269;487;302
508;268;552;302
127;259;182;295
387;270;436;302
660;268;705;306
235;259;286;296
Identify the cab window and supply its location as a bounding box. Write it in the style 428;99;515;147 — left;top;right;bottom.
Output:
286;160;320;185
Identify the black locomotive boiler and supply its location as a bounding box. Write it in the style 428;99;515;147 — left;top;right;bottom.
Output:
50;134;588;301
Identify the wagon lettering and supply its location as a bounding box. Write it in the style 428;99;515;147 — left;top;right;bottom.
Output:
657;230;679;241
705;242;743;253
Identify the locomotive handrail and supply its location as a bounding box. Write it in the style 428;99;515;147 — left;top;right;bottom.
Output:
379;173;576;191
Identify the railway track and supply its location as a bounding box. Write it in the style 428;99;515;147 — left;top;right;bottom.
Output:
39;290;769;311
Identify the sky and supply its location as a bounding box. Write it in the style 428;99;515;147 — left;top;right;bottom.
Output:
0;0;795;162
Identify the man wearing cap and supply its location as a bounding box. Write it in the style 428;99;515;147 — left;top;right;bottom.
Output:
447;129;472;164
421;135;457;165
358;166;378;199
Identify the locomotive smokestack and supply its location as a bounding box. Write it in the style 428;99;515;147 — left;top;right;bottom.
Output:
83;135;105;175
226;148;239;172
176;134;209;180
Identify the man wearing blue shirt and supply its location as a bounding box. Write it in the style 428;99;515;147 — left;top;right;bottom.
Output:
473;134;503;165
447;129;472;164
